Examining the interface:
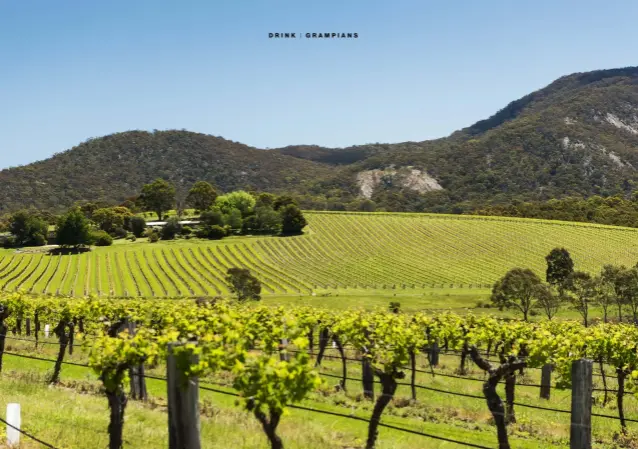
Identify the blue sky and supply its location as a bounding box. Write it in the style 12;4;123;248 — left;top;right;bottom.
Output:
1;0;637;168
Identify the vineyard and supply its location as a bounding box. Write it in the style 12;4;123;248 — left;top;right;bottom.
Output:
1;211;638;297
0;294;637;449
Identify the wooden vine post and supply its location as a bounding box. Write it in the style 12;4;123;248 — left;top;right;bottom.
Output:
540;364;552;400
167;342;201;449
570;359;592;449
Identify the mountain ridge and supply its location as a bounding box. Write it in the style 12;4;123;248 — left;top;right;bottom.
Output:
6;66;638;213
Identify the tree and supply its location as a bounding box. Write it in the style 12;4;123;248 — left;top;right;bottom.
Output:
129;216;147;238
226;268;261;301
602;264;627;321
615;267;638;323
138;179;175;221
564;271;596;326
196;224;226;240
255;192;276;208
186;181;217;212
200;208;224;226
545;248;574;290
491;268;543;321
273;195;297;211
215;191;256;217
8;210;48;247
92;208;125;235
593;274;615;323
160;217;181;240
223;208;243;233
243;206;282;234
280;205;307;235
55;208;92;249
534;284;561;320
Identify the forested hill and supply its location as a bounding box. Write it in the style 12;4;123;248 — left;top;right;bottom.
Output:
7;66;638;213
0;130;336;212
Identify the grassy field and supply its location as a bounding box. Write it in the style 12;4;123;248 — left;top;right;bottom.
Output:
1;211;638;299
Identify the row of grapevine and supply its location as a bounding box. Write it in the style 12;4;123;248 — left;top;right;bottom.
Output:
0;293;633;448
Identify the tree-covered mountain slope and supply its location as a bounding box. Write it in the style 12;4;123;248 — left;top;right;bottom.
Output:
6;66;638;213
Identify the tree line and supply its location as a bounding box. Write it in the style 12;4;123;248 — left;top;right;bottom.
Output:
492;247;638;326
1;179;308;250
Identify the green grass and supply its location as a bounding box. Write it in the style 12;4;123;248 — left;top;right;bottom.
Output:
3;211;638;298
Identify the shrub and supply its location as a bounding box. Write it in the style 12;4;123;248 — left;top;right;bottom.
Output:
3;236;16;249
195;224;226;240
147;231;160;243
161;217;182;240
129;216;146;237
389;301;401;313
32;233;47;246
200;208;224;226
91;230;113;246
226;267;261;301
280;205;307;235
112;227;128;239
181;226;193;236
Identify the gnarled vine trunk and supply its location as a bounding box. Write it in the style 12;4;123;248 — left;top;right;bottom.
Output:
332;335;347;391
314;327;330;367
469;347;526;449
106;386;128;449
50;320;73;384
365;369;401;449
254;408;283;449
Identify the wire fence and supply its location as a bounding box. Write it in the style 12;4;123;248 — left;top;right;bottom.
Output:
1;332;635;448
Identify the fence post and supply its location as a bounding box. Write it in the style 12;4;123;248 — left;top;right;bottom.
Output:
570;359;592;449
127;320;148;401
540;364;552;400
167;342;201;449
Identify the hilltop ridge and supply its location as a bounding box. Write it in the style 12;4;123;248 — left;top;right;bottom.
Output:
5;66;638;213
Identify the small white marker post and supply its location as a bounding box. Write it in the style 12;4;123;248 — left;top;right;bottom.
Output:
44;324;50;338
6;403;21;445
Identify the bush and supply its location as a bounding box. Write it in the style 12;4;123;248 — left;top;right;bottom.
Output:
129;216;147;237
161;217;182;240
147;231;160;243
32;233;47;246
200;208;224;226
195;224;226;240
389;301;401;313
181;226;192;236
112;227;128;239
3;236;16;249
91;230;113;246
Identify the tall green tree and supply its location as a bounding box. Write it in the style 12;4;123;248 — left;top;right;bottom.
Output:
186;181;218;212
55;208;92;249
545;248;574;289
273;195;297;211
280;205;307;235
138;179;176;221
255;192;276;208
226;268;261;301
8;210;49;247
491;268;543;321
533;283;561;320
601;264;627;321
243;206;282;234
92;207;131;235
215;191;256;217
564;271;596;327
